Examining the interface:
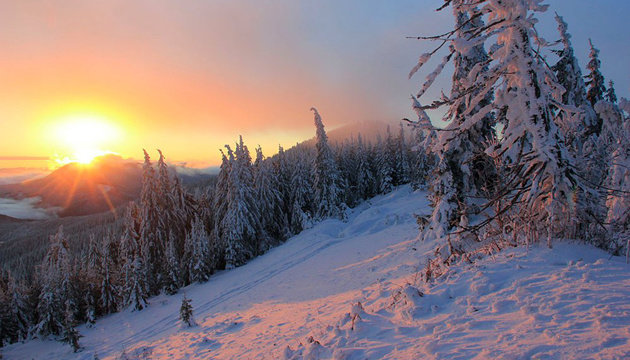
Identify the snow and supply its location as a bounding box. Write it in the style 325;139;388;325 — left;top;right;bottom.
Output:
5;186;630;359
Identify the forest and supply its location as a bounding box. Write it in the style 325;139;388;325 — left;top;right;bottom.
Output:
1;0;629;354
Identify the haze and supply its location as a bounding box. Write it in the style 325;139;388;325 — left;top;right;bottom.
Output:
0;0;627;170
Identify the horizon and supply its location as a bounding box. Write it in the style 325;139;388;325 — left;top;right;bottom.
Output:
1;0;629;172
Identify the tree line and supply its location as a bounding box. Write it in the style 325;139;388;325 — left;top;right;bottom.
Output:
0;109;429;349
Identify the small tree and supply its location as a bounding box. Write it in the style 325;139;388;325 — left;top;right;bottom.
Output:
61;302;81;352
179;294;195;328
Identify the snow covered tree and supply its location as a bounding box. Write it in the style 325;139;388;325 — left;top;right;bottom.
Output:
254;146;288;245
409;0;578;250
3;275;29;342
185;216;212;283
552;14;588;109
311;108;344;219
393;123;410;185
605;98;630;256
288;146;314;234
179;294;195;328
605;80;617;104
354;133;372;201
121;205;148;311
163;232;181;295
0;272;29;346
137;150;165;295
585;39;606;109
61;301;81;352
34;227;73;337
410;1;495;241
99;235;119;315
373;133;393;194
216;137;260;269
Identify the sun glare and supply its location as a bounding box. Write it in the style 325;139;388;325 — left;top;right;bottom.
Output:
52;115;120;166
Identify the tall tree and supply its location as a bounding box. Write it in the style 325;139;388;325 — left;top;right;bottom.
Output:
410;0;578;250
254;146;288;245
185;216;212;283
412;1;494;241
34;227;73;337
585;39;607;108
311;108;343;219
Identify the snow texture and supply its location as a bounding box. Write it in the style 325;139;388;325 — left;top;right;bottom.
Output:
5;186;630;359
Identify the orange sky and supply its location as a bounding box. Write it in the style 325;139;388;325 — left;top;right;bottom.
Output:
0;0;627;170
0;0;434;169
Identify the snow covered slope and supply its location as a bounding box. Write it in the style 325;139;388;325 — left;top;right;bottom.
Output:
5;186;630;359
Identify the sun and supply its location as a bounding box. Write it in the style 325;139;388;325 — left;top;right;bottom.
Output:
52;115;120;165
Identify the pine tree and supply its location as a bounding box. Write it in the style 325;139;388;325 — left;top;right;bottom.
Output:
185;216;212;283
164;231;181;295
373;133;393;194
585;39;607;108
409;0;578;249
138;150;164;295
254;146;288;245
354;133;372;201
6;276;29;342
288;147;314;234
179;294;195;328
61;301;81;352
121;206;148;311
393;123;410;185
217;138;260;269
34;227;72;337
605;80;617;104
311;108;343;219
99;235;119;315
411;2;495;241
552;13;588;108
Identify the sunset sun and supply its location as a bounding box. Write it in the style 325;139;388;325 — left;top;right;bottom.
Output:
52;115;120;165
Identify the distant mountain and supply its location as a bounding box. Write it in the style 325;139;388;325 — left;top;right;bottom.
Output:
0;155;142;217
0;213;27;223
301;120;402;147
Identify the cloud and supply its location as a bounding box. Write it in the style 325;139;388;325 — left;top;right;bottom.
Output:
0;168;48;185
0;197;55;220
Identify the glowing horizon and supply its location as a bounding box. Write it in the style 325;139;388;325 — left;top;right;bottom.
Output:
0;1;628;171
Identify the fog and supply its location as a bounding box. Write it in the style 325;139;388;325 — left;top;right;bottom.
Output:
0;197;56;220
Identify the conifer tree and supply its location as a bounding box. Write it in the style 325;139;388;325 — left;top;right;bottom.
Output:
552;14;588;108
412;2;494;241
99;235;119;315
354;134;372;201
61;301;81;352
289;147;314;234
374;133;393;194
410;0;578;250
138;150;164;294
254;146;288;244
164;232;181;295
6;276;29;342
217;138;260;269
185;216;212;283
585;39;606;108
605;80;617;104
34;227;72;337
121;206;148;311
311;108;343;219
179;294;195;328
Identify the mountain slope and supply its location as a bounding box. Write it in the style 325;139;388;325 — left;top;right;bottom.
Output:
0;155;142;217
5;186;630;359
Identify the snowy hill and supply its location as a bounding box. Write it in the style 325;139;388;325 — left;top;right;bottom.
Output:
5;186;630;359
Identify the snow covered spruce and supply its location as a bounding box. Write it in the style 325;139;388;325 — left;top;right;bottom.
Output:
407;0;630;279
